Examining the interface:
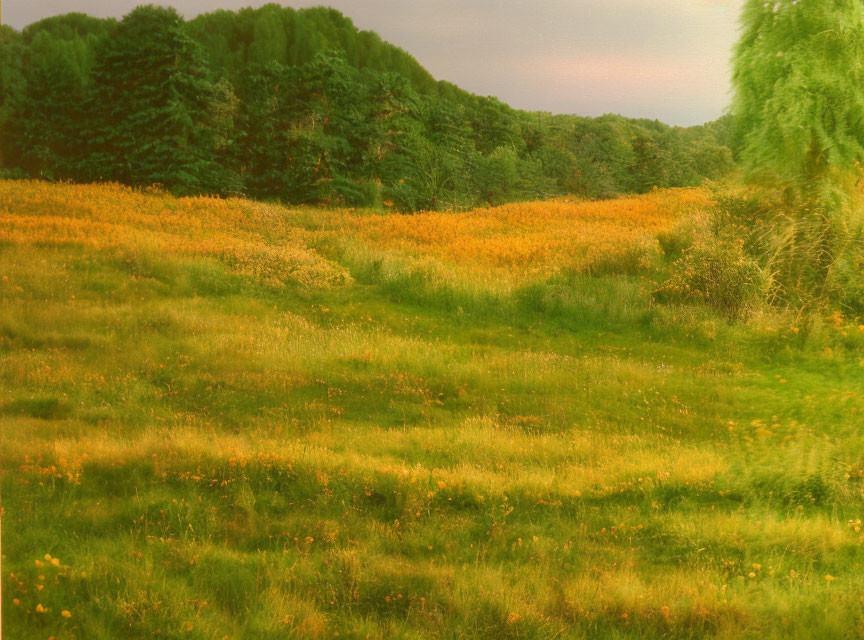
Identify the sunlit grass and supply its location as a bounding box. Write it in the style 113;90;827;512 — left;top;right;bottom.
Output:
1;180;863;639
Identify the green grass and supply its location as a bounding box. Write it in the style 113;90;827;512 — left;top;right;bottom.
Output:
2;185;864;639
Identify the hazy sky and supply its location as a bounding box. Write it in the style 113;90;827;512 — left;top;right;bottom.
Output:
4;0;744;126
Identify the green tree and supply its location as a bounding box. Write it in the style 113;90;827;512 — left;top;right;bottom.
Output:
469;97;521;155
471;147;519;206
247;6;288;67
87;5;236;193
14;31;93;177
386;135;459;211
569;131;618;199
732;0;864;304
0;26;26;171
234;61;296;198
629;132;666;193
1;4;736;205
287;50;365;203
732;0;864;195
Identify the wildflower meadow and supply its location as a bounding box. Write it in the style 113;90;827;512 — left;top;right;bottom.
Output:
2;180;864;639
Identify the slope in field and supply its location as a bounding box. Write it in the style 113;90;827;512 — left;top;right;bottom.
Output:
3;181;864;639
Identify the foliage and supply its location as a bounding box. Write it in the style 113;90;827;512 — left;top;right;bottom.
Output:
731;0;864;307
732;0;864;191
85;6;240;194
711;185;864;311
656;238;767;318
1;6;735;208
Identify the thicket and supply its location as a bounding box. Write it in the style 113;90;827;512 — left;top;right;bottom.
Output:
658;0;864;316
0;5;734;210
731;0;864;313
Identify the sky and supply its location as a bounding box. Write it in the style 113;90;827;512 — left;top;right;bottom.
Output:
4;0;745;126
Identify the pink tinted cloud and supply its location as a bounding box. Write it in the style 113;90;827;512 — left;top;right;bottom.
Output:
504;53;730;121
533;56;684;87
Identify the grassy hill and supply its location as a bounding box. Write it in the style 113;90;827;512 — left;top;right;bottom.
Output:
2;180;864;639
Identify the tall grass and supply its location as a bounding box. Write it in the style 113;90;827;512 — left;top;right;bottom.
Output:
682;182;864;313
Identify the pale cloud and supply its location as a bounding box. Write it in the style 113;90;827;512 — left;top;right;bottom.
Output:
4;0;746;125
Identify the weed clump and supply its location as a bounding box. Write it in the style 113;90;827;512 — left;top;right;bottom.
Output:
656;238;767;318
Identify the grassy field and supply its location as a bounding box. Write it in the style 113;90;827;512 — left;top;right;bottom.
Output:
2;180;864;639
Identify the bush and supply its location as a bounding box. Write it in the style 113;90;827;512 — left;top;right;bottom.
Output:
666;183;864;316
655;239;768;318
729;189;864;310
827;231;864;314
331;177;384;208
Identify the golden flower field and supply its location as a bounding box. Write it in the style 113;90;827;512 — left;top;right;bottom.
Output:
2;180;864;639
337;189;710;285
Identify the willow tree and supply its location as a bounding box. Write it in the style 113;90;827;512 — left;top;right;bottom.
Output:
732;0;864;302
733;0;864;192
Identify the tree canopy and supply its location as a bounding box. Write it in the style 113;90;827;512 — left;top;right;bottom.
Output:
731;0;864;307
1;4;734;210
732;0;864;191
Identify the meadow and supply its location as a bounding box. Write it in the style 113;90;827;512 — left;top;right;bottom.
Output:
2;179;864;639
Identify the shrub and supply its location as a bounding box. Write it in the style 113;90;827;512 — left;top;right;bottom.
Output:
655;239;767;318
671;184;864;315
714;186;864;310
826;226;864;314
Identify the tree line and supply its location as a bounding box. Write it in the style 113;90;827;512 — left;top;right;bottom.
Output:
0;4;735;210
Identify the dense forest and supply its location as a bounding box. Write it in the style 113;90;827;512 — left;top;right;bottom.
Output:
0;4;735;210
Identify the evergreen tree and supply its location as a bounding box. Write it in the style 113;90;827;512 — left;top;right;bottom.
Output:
360;72;422;176
235;61;298;199
14;31;93;177
87;5;236;193
1;5;736;206
0;26;26;171
21;12;112;42
247;6;288;67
